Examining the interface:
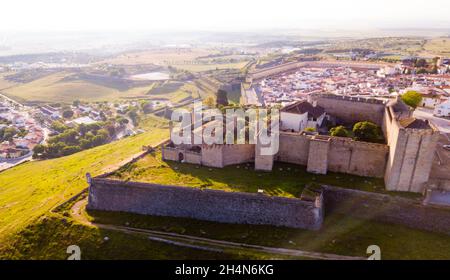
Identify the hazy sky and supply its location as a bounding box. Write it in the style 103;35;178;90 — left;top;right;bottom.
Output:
2;0;450;31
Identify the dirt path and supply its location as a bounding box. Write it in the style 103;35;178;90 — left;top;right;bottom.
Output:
70;199;365;260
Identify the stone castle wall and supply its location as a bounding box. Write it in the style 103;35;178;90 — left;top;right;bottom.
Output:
162;147;179;162
201;145;224;167
322;185;450;235
307;136;330;174
328;137;388;178
87;178;323;230
312;94;386;125
248;61;384;82
277;132;310;165
384;106;440;193
222;144;255;166
277;132;388;178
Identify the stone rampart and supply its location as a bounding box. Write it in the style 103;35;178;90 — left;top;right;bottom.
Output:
312;94;386;125
322;185;450;235
87;178;323;230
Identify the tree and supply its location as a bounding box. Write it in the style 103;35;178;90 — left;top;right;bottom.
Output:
353;121;382;143
0;127;17;142
401;90;423;108
32;144;45;158
204;96;216;108
50;121;68;133
62;109;74;119
305;127;316;132
330;125;350;137
140;101;154;114
216;89;229;106
417;68;428;74
415;58;427;68
127;109;139;126
61;145;81;156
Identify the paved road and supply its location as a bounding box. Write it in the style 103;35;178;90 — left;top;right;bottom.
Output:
413;107;450;134
0;92;25;108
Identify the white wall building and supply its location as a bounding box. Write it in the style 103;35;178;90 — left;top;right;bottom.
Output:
280;101;326;132
421;94;441;109
434;100;450;117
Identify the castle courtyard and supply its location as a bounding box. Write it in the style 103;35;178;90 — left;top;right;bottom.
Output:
107;148;421;199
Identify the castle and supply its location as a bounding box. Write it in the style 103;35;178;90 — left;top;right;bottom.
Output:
163;94;442;194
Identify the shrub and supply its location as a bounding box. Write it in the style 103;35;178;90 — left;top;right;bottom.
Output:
330;126;350;137
401;90;423;108
353;121;383;143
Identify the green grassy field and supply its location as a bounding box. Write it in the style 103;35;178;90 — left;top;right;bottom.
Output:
137;114;170;131
88;210;450;260
1;71;160;104
0;127;169;245
4;199;449;259
108;149;418;199
1;215;278;260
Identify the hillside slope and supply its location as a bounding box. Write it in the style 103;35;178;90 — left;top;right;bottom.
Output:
0;126;169;244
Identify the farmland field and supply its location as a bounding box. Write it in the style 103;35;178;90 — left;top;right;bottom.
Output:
0;71;203;104
422;37;450;56
1;71;157;103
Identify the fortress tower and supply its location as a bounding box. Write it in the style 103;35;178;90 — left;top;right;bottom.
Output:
383;98;440;193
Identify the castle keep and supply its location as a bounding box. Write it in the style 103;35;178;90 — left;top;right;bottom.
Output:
163;94;441;194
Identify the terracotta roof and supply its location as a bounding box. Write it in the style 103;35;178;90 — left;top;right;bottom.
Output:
399;117;431;129
281;101;325;118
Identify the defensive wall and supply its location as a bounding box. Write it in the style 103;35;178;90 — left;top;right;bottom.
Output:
322;185;450;235
165;94;440;194
86;176;450;232
87;178;324;230
163;132;388;179
310;94;386;125
276;132;388;178
163;143;255;168
383;104;440;193
248;61;385;82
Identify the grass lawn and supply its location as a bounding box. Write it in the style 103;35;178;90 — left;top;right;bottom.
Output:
137;114;170;132
1;215;278;260
108;149;415;199
0;127;169;245
6;191;447;260
4;192;449;260
86;210;450;260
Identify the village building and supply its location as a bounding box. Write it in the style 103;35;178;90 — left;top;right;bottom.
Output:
280;101;326;132
434;99;450;117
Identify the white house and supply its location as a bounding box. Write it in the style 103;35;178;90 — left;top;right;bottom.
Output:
434;100;450;117
421;93;442;109
280;101;326;132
